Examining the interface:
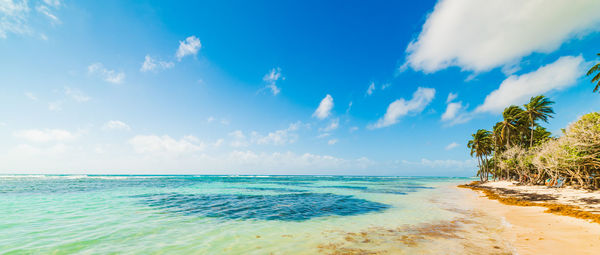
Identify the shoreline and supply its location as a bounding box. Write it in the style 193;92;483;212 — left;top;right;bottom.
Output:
459;181;600;255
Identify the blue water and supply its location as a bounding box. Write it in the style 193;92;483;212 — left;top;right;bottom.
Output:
0;175;511;254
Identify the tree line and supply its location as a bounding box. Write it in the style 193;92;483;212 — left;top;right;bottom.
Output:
467;57;600;189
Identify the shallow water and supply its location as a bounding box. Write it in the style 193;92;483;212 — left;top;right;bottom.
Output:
0;175;513;254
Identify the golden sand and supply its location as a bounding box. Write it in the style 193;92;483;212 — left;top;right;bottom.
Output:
460;182;600;255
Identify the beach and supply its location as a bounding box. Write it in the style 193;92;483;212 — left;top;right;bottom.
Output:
460;181;600;255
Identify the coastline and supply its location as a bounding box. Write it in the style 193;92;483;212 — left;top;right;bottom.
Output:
459;181;600;255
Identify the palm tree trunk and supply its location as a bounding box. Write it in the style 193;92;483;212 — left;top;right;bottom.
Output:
530;120;535;148
477;156;483;182
506;128;511;148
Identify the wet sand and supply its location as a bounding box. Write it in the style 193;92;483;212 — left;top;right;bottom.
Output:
461;185;600;255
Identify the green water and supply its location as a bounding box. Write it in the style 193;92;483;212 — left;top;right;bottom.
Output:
0;175;512;254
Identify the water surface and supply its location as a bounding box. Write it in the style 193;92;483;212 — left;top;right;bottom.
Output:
0;175;512;254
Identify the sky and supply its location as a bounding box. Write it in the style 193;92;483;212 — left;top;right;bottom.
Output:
1;0;600;176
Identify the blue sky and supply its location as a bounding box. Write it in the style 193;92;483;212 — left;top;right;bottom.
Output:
1;0;600;176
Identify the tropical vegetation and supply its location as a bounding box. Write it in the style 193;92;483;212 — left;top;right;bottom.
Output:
467;95;600;190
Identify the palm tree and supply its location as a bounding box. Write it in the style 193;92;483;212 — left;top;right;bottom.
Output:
587;53;600;93
468;129;493;182
523;95;554;148
496;105;524;148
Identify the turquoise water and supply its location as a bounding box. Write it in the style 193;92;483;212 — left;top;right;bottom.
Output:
0;175;512;254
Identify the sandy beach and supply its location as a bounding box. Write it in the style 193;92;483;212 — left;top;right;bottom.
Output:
461;181;600;255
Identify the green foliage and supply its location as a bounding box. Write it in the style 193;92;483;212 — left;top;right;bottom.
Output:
586;53;600;93
467;94;600;189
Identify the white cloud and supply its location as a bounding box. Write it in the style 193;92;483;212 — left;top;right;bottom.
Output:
140;55;174;72
229;130;248;148
64;87;90;102
476;55;585;113
366;82;375;95
25;92;37;100
13;128;77;143
213;139;224;147
446;92;458;103
0;0;63;39
36;4;59;24
103;120;130;131
327;139;338;145
349;126;358;132
369;87;435;129
404;0;600;73
0;0;30;38
401;158;475;169
441;101;462;121
48;100;62;111
176;36;201;61
219;151;372;173
320;118;339;132
313;94;334;119
88;63;125;84
253;122;301;146
441;101;472;126
445;142;459;150
129;135;204;154
317;133;330;138
263;67;284;95
43;0;61;7
207;116;215;123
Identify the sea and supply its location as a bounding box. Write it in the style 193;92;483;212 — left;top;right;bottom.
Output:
0;175;514;254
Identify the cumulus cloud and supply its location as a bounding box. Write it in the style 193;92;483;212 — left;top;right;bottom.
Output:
327;139;338;145
103;120;130;131
441;101;462;121
129;135;204;154
176;36;201;61
263;67;284;95
369;87;435;129
64;87;90;102
445;142;459;150
88;63;125;84
313;94;334;119
13;128;77;143
476;55;585;113
140;55;174;72
404;0;600;73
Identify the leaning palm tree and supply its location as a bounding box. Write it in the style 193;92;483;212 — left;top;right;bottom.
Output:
522;95;554;148
468;129;493;182
496;105;524;148
587;53;600;93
